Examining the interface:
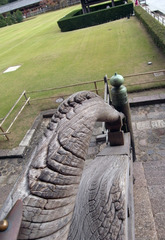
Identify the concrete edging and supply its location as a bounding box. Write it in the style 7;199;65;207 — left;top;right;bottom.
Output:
129;93;165;107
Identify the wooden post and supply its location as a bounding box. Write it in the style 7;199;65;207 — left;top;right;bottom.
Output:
24;91;30;105
0;126;9;141
94;81;98;95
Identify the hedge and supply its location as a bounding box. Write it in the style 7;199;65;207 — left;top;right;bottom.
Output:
134;6;165;54
57;2;133;32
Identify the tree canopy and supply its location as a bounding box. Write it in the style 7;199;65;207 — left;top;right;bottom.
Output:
0;0;18;6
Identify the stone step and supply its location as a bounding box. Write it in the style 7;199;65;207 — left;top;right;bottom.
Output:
143;161;165;240
133;161;158;240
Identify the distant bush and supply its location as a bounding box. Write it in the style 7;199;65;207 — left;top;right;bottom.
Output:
6;12;16;25
15;10;23;23
0;0;8;6
58;2;133;32
134;6;165;54
0;10;23;28
0;14;7;27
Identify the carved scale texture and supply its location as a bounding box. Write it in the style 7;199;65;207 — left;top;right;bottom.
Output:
18;91;120;240
68;156;128;240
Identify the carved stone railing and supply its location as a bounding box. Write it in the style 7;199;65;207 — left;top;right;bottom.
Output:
68;132;134;240
0;90;134;240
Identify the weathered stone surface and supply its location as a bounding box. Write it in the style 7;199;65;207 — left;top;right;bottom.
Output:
132;101;165;240
19;129;35;147
68;155;129;240
133;162;158;240
0;146;26;159
0;91;123;240
154;213;165;240
98;133;130;156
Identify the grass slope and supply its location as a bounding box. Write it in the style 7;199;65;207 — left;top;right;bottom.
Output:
0;5;165;147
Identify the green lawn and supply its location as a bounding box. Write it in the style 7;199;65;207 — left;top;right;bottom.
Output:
0;5;165;147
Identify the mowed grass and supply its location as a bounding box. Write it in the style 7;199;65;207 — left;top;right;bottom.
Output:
0;5;165;148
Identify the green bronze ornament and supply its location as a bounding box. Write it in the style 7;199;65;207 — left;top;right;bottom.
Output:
110;73;128;106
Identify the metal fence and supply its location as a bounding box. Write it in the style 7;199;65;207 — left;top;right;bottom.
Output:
139;3;165;26
24;0;80;18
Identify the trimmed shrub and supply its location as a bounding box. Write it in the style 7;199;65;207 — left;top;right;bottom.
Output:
134;6;165;54
58;2;133;32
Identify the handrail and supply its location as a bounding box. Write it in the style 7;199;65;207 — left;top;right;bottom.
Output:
0;91;26;128
26;69;165;100
6;97;30;133
0;91;30;140
124;69;165;78
26;79;104;94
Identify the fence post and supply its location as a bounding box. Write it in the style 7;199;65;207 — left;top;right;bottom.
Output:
94;81;98;95
24;91;30;105
0;126;9;141
110;73;136;161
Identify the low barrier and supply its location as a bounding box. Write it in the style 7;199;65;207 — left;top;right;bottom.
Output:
1;69;164;141
0;91;30;140
27;69;165;101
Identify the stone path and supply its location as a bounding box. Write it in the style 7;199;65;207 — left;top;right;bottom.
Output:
0;90;165;239
131;103;165;240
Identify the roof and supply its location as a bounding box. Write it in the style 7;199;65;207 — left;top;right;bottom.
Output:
146;0;165;14
0;0;41;14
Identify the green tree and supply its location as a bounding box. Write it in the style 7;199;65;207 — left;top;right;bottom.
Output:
8;0;18;2
10;11;16;23
0;14;7;27
0;0;8;6
14;9;23;23
6;12;14;25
